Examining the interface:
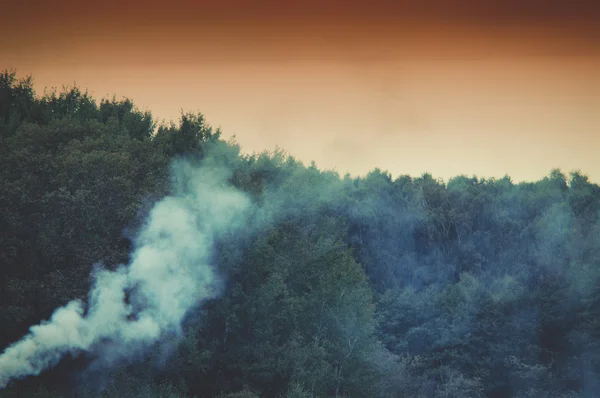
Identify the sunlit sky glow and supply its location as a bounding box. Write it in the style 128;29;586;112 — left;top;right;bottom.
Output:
2;0;599;182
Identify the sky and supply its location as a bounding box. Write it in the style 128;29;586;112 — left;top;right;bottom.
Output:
2;0;599;182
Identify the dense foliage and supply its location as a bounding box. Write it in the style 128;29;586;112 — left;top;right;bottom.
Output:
1;70;599;397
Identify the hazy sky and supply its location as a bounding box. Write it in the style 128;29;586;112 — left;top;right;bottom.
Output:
2;0;599;182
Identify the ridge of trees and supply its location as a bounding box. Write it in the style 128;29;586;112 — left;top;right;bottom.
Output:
1;70;599;397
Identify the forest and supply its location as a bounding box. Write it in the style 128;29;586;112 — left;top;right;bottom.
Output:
0;69;599;397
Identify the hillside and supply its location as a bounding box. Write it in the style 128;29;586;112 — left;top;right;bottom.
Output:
1;70;599;397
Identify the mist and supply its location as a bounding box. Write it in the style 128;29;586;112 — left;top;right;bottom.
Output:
1;71;600;397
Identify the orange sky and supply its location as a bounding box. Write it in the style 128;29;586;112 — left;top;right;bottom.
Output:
2;0;599;182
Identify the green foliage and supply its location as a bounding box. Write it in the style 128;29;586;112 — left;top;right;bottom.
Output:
1;70;600;398
283;382;313;398
190;218;380;397
217;389;259;398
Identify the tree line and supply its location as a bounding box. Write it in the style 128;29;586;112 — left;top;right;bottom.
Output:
1;70;599;397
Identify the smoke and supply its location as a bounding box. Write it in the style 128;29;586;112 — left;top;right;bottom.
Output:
0;159;251;389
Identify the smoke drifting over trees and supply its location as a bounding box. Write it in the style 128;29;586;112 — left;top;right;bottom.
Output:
1;70;599;397
0;159;250;388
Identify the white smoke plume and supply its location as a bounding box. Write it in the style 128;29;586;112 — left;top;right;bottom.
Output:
0;160;251;389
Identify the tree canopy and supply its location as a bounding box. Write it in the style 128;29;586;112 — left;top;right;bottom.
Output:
1;70;599;397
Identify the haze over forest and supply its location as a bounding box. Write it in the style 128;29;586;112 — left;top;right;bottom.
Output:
0;70;600;398
1;2;600;396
